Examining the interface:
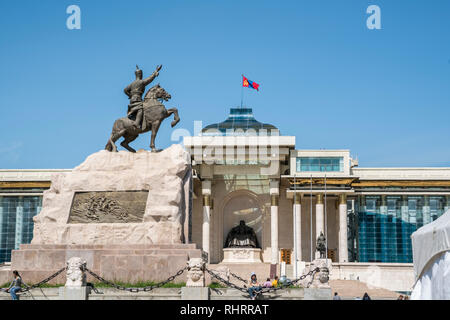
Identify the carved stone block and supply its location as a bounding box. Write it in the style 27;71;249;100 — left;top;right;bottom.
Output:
307;258;332;289
186;258;205;287
222;248;262;263
68;191;148;223
65;257;87;287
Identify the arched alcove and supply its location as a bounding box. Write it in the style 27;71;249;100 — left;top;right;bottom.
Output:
221;191;263;249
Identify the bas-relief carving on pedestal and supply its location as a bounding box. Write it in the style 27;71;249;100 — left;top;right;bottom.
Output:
68;191;148;223
222;248;263;263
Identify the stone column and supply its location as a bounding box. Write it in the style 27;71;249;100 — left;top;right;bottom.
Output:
315;194;324;257
202;180;211;263
293;194;302;277
338;194;348;263
270;180;279;265
271;194;279;265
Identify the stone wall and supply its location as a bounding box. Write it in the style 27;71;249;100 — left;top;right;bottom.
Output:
8;243;201;284
330;262;415;292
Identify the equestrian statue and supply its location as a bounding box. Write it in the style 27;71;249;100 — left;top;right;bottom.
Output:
105;64;180;152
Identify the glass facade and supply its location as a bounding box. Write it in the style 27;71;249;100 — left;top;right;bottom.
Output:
0;196;42;263
349;195;447;263
296;157;344;172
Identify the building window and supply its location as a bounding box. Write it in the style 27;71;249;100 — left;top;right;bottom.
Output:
0;196;42;263
296;157;344;172
352;195;446;263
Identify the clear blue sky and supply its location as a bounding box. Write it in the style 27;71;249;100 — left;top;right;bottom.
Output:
0;0;449;169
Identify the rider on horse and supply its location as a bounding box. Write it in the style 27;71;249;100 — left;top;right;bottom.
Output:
124;64;162;129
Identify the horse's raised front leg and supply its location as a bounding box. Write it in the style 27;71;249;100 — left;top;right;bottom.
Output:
150;121;162;152
168;108;180;128
120;134;138;153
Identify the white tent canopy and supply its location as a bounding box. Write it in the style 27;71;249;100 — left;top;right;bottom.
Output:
411;209;450;300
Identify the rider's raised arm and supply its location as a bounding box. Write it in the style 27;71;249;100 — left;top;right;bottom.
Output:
143;71;158;86
124;85;132;98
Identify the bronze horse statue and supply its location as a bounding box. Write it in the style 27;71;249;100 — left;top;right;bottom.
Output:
105;84;180;152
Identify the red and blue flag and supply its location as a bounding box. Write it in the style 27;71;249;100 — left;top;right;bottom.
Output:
242;75;259;91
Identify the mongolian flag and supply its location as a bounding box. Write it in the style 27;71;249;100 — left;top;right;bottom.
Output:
242;75;259;91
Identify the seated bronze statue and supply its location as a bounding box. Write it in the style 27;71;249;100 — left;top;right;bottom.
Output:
224;220;260;248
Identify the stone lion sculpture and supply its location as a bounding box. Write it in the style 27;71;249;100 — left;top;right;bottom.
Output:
307;258;332;289
65;257;87;287
186;258;205;287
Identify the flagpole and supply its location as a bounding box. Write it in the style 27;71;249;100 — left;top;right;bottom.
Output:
325;173;328;260
293;174;298;279
310;174;313;262
240;74;244;108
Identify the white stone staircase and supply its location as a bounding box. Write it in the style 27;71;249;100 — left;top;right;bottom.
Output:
329;279;399;299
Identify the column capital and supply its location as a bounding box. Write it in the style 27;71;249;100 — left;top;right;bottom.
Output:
293;194;301;205
271;194;279;206
203;194;211;207
339;194;347;205
380;194;386;206
316;194;323;204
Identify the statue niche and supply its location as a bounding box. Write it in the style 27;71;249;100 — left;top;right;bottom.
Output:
224;220;260;248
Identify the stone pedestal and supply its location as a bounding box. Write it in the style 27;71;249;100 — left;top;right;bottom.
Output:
222;248;262;263
181;287;210;300
59;286;89;300
8;145;201;284
10;243;201;284
32;144;191;245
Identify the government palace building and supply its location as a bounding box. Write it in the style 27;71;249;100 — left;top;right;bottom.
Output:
1;107;449;293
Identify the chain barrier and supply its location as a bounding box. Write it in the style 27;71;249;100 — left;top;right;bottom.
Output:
1;264;322;299
205;269;248;293
229;271;248;284
86;282;104;294
0;267;67;294
205;267;321;296
2;265;187;294
22;267;68;292
259;268;320;293
83;266;187;293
